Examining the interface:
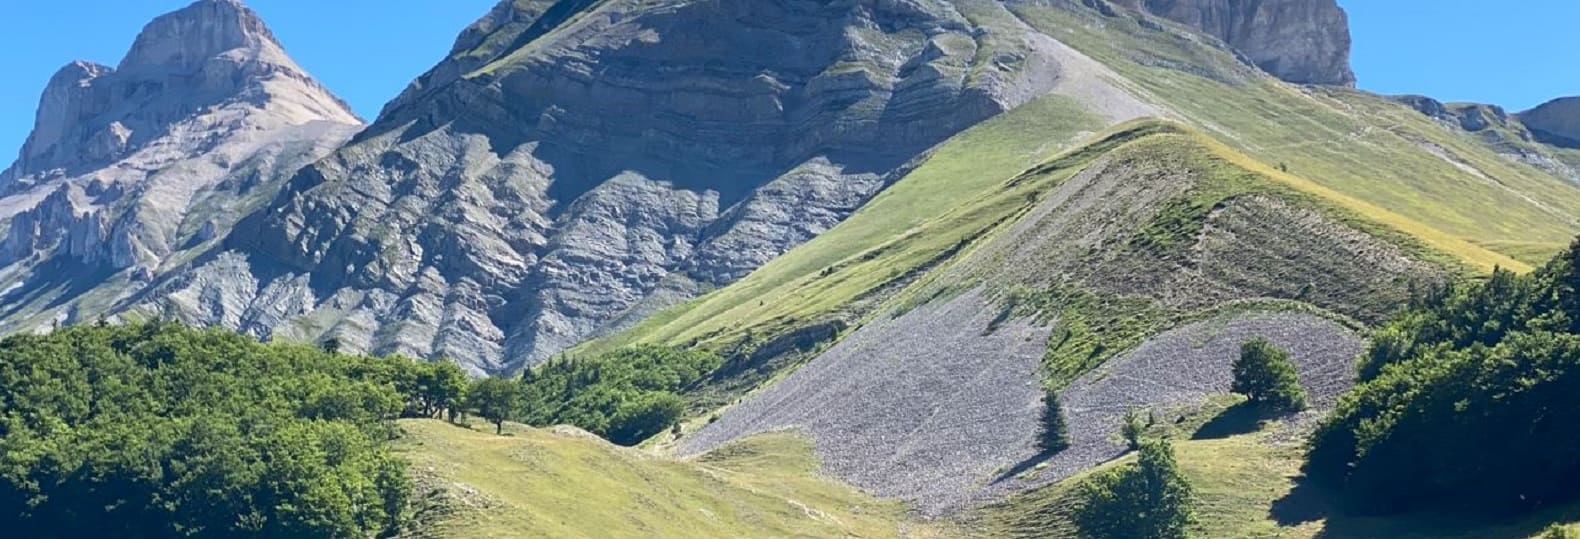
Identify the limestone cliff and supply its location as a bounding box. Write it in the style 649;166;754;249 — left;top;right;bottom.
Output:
1105;0;1355;86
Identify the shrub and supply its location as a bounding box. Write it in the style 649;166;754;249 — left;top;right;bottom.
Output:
1231;338;1307;412
1074;439;1195;539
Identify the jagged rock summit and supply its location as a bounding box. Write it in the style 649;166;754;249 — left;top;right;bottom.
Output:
0;0;360;328
4;0;356;185
1106;0;1355;86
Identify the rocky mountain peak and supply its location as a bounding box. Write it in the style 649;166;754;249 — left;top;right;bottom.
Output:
1521;97;1580;149
0;0;360;311
2;0;357;185
118;0;285;73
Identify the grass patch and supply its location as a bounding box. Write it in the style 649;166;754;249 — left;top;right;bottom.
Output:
395;419;948;538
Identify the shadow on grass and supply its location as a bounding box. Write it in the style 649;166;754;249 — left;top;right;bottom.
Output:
1270;476;1580;538
1191;401;1290;440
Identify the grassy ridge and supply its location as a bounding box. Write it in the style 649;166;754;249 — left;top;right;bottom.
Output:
1006;3;1580;266
395;419;945;538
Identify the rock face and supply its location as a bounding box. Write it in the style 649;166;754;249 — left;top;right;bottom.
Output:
1106;0;1355;86
0;0;360;329
127;0;1077;373
1522;97;1580;149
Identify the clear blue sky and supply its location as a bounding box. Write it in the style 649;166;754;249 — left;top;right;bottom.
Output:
1;0;1576;161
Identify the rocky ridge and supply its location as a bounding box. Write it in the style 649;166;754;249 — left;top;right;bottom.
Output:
1100;0;1355;86
126;0;1105;373
1522;97;1580;149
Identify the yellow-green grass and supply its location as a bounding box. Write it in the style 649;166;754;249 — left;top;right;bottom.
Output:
394;419;949;538
1006;3;1580;265
967;429;1580;539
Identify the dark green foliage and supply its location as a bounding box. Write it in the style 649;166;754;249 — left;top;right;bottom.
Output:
1038;389;1071;453
1308;239;1580;514
412;360;469;420
469;377;522;435
0;322;410;538
1231;338;1307;412
519;345;720;446
1074;439;1195;539
1121;407;1146;451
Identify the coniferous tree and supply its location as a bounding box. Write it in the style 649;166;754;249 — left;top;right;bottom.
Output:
1038;388;1071;453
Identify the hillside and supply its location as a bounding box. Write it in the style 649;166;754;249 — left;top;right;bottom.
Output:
584;1;1580;515
394;419;948;538
4;0;1580;537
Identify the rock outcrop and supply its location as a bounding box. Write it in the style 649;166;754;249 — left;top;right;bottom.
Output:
1105;0;1355;86
0;0;360;329
126;0;1085;373
1522;97;1580;149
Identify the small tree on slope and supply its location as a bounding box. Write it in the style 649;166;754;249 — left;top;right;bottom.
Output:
470;377;522;435
1038;388;1071;453
1075;438;1195;539
1232;338;1308;413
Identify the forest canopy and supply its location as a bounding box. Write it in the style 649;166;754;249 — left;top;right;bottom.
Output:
0;322;415;538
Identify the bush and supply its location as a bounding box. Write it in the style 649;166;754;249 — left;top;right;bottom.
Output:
1231;338;1307;412
1074;439;1195;539
1038;389;1071;453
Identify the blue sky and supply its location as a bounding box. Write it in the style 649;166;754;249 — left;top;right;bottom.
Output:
1;0;1576;161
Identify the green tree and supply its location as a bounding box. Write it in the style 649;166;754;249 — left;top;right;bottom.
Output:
418;360;469;419
516;345;720;446
470;377;521;435
606;392;686;446
1232;338;1307;412
1075;439;1195;539
1038;389;1070;453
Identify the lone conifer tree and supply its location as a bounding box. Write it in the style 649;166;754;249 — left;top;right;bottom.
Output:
1038;389;1071;453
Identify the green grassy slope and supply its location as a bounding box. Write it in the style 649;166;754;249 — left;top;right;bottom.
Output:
965;424;1580;539
584;3;1580;363
1005;3;1580;267
394;419;951;538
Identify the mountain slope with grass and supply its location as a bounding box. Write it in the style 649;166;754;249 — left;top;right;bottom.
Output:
571;0;1580;526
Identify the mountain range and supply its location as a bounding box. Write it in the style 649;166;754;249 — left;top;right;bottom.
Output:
3;1;1580;536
